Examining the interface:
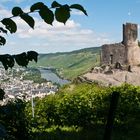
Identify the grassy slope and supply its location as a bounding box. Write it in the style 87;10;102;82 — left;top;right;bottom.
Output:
30;47;101;79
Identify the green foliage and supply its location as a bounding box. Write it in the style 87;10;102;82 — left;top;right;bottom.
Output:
55;5;70;24
51;1;62;8
0;83;140;139
111;84;140;126
30;2;45;12
39;5;54;25
12;7;23;16
0;51;38;70
25;83;140;139
0;1;87;46
0;54;15;70
0;89;5;100
1;18;17;33
70;4;88;16
30;47;101;79
0;36;6;45
0;1;87;70
0;99;31;140
0;27;7;34
30;125;102;140
25;83;109;129
20;14;35;29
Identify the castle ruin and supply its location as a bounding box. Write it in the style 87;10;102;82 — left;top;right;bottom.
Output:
101;23;140;66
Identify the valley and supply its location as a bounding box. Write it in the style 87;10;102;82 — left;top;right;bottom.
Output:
30;47;101;80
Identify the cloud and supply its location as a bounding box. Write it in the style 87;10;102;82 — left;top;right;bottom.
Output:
14;17;81;38
0;5;112;53
7;18;111;53
14;17;111;51
0;4;11;19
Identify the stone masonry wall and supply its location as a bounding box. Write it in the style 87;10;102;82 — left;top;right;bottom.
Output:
101;23;140;66
123;23;138;47
101;43;127;65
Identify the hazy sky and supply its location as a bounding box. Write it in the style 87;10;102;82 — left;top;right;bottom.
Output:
0;0;140;54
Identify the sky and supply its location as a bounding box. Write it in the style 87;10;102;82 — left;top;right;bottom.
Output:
0;0;140;54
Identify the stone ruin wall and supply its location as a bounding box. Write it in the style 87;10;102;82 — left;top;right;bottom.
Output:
101;43;127;65
101;23;140;66
124;23;140;65
126;45;140;65
122;23;138;47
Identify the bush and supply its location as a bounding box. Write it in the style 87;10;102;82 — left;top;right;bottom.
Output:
26;83;110;130
112;84;140;126
0;99;31;140
25;83;140;133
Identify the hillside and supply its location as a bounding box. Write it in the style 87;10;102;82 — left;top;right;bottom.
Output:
30;47;101;79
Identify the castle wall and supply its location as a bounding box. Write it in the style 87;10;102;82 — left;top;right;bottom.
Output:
101;23;140;66
123;23;140;65
126;45;140;65
101;43;127;65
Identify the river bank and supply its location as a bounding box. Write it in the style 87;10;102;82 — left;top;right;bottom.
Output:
39;68;70;86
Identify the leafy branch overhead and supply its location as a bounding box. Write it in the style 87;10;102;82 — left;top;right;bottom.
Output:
0;51;38;70
0;1;87;69
0;1;87;45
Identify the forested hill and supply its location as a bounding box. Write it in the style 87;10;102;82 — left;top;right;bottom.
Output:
30;47;101;79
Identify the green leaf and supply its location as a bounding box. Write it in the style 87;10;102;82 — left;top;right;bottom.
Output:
0;27;7;34
70;4;88;16
55;5;70;24
20;14;35;28
27;51;38;62
30;2;44;12
12;7;23;16
39;6;54;25
0;36;6;45
14;52;29;67
1;18;17;33
0;54;15;70
0;88;5;100
51;1;62;8
6;55;15;68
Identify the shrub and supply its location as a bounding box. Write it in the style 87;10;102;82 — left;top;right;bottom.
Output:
0;99;31;140
25;83;140;132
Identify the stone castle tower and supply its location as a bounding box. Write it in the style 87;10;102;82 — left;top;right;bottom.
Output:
101;23;140;65
122;23;138;47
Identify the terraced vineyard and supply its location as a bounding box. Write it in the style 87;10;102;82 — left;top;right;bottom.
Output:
30;47;101;79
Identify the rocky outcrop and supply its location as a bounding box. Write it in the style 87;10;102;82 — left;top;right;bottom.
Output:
82;66;140;86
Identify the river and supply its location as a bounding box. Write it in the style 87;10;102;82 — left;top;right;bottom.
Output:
39;68;70;86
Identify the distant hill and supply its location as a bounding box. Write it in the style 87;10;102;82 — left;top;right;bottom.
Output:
30;47;101;79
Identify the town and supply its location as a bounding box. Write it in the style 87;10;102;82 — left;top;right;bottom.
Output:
0;66;58;104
